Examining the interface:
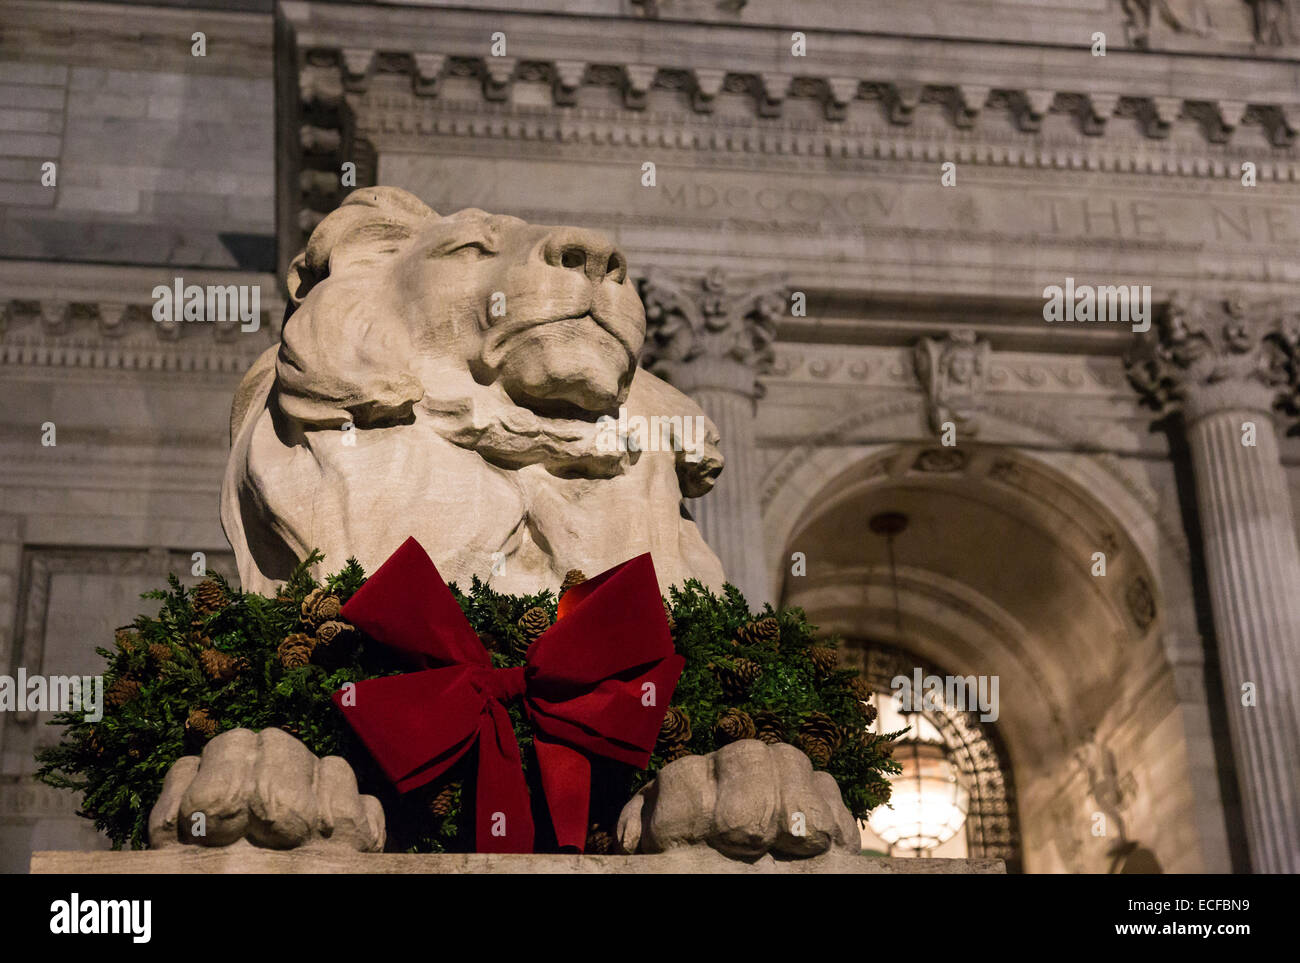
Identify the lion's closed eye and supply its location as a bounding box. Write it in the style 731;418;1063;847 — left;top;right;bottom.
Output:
427;237;496;260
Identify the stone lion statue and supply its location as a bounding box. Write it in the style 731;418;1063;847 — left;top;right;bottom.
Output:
152;189;862;864
221;186;725;596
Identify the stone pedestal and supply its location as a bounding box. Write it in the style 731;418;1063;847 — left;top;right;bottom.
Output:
31;846;1006;875
640;268;789;606
1128;295;1300;873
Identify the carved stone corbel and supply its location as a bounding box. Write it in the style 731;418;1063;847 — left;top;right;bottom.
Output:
553;60;586;106
412;53;446;96
483;57;516;101
624;64;658;110
913;330;992;436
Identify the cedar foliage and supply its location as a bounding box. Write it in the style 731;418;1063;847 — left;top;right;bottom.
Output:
36;555;901;852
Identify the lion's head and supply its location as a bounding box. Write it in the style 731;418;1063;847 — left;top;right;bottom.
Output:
223;187;726;596
278;186;648;426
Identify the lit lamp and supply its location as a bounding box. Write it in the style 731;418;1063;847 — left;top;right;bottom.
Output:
867;726;971;855
865;510;971;856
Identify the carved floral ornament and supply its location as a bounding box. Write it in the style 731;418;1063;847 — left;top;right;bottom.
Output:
1124;293;1300;418
638;267;789;395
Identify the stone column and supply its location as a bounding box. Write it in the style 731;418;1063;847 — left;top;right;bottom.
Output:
639;267;788;606
1127;294;1300;873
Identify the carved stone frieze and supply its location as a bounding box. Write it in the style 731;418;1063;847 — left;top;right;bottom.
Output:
1246;0;1300;46
1122;0;1214;48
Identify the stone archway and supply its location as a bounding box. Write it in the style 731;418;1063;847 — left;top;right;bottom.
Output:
769;428;1232;873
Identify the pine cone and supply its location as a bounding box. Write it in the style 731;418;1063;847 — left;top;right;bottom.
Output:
192;578;228;615
662;601;676;635
736;617;780;649
278;635;314;669
797;712;842;766
713;707;757;745
751;710;786;746
183;630;211;652
661;743;693;763
515;607;551;657
585;825;616;855
658;706;692;747
199;648;241;683
713;657;761;700
798;734;834;767
559;569;587;595
800;711;843;748
429;782;459;819
301;588;341;626
808;645;839;677
185;708;218;739
849;676;874;701
315;620;351;647
106;677;141;708
147;643;173;664
114;629;139;655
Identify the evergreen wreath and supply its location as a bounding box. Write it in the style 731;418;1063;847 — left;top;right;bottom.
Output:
36;553;901;852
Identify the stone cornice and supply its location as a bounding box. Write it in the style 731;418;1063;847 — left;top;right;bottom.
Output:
280;2;1300;146
310;53;1300;149
356;86;1300;181
0;262;282;372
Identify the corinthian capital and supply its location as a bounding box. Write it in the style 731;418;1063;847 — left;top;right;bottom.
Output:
639;266;789;398
1125;293;1300;423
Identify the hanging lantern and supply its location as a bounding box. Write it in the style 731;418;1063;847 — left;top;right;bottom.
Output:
868;737;970;854
863;509;971;855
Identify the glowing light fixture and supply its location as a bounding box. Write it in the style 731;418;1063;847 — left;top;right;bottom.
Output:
864;510;970;856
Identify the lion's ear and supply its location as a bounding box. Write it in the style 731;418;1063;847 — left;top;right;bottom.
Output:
285;187;438;306
287;251;313;307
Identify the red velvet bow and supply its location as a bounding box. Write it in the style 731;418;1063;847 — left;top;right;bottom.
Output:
332;537;684;853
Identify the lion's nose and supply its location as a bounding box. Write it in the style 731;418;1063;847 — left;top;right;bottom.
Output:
541;228;627;284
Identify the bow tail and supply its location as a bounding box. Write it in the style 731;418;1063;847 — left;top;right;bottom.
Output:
534;738;593;852
474;700;535;854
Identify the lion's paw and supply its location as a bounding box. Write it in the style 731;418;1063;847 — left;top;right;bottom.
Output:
616;739;860;859
147;727;384;852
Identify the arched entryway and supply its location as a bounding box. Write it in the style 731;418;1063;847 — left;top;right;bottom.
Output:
771;436;1230;873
